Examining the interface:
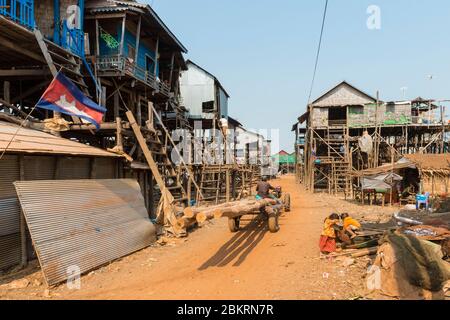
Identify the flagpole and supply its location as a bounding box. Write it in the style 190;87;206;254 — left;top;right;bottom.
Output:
0;70;62;161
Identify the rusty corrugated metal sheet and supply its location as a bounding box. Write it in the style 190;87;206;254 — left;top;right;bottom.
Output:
0;155;21;270
0;121;121;158
0;233;21;270
14;179;156;286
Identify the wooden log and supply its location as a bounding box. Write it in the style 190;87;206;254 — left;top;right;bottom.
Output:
214;199;277;219
176;216;197;229
351;247;379;258
196;209;218;224
183;199;255;218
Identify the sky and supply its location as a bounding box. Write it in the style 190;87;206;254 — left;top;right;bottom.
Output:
147;0;450;152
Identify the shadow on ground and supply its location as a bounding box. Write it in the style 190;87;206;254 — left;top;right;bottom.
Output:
198;217;268;270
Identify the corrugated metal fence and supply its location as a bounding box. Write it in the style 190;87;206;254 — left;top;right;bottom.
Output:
14;179;156;286
0;155;118;271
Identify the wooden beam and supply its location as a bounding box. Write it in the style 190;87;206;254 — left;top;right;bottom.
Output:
126;110;173;201
85;13;126;20
0;36;45;63
0;69;51;77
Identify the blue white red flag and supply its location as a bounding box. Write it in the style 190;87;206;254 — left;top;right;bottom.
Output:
36;72;106;129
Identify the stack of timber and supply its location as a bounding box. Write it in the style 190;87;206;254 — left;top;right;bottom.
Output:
176;198;277;229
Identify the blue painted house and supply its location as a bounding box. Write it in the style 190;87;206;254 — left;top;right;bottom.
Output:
0;0;86;56
85;0;187;102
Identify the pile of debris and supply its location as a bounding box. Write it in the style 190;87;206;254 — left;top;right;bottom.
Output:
328;210;450;300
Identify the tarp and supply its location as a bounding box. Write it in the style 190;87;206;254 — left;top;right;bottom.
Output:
361;172;403;190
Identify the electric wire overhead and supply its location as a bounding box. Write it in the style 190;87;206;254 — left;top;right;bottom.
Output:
307;0;329;105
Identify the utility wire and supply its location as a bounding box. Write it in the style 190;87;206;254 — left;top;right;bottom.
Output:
0;104;39;161
307;0;329;105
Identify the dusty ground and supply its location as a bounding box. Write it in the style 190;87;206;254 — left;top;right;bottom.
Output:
0;175;399;300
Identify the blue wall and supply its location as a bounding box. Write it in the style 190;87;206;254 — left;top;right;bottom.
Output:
99;25;159;76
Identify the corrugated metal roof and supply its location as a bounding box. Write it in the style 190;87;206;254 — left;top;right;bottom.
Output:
0;121;121;158
14;179;156;286
88;0;187;53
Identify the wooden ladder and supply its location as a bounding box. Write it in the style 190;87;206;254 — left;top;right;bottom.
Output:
126;111;188;208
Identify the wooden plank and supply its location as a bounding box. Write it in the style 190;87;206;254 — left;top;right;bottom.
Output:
0;35;45;63
0;69;50;77
126;110;173;202
33;29;57;76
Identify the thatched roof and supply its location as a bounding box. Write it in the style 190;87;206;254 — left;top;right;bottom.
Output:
404;154;450;174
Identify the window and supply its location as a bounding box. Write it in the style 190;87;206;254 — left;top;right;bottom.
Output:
127;44;136;61
202;101;215;113
349;106;364;115
145;55;155;74
386;103;396;114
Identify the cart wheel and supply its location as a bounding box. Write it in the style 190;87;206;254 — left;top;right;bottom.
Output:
268;214;280;233
283;193;291;212
228;217;240;233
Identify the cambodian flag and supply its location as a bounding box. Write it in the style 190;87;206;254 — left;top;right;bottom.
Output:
36;72;106;130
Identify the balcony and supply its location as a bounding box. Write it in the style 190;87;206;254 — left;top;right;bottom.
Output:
96;55;171;98
0;0;35;29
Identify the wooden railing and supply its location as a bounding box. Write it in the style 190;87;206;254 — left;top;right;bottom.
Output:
96;55;171;97
61;20;84;57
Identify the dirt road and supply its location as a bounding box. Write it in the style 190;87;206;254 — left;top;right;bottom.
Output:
1;175;378;300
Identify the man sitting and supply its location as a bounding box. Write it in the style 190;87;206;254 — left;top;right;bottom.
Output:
256;177;275;200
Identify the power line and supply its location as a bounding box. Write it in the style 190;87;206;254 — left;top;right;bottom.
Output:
307;0;329;105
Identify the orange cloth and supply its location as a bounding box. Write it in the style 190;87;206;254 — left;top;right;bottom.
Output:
319;235;336;253
321;218;338;238
343;217;361;230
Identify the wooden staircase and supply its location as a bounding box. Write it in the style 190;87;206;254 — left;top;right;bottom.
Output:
34;29;92;99
126;111;189;208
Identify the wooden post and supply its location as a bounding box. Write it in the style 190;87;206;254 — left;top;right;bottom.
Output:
114;92;120;118
3;81;10;103
154;36;159;76
136;94;142;125
226;168;230;202
119;15;126;57
101;86;106;110
168;52;175;89
187;174;192;206
95;19;100;57
18;155;27;268
89;158;96;179
149;173;155;218
116;117;123;150
134;15;142;63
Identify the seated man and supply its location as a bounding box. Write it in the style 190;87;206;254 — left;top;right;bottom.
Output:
340;213;361;240
256;177;275;200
